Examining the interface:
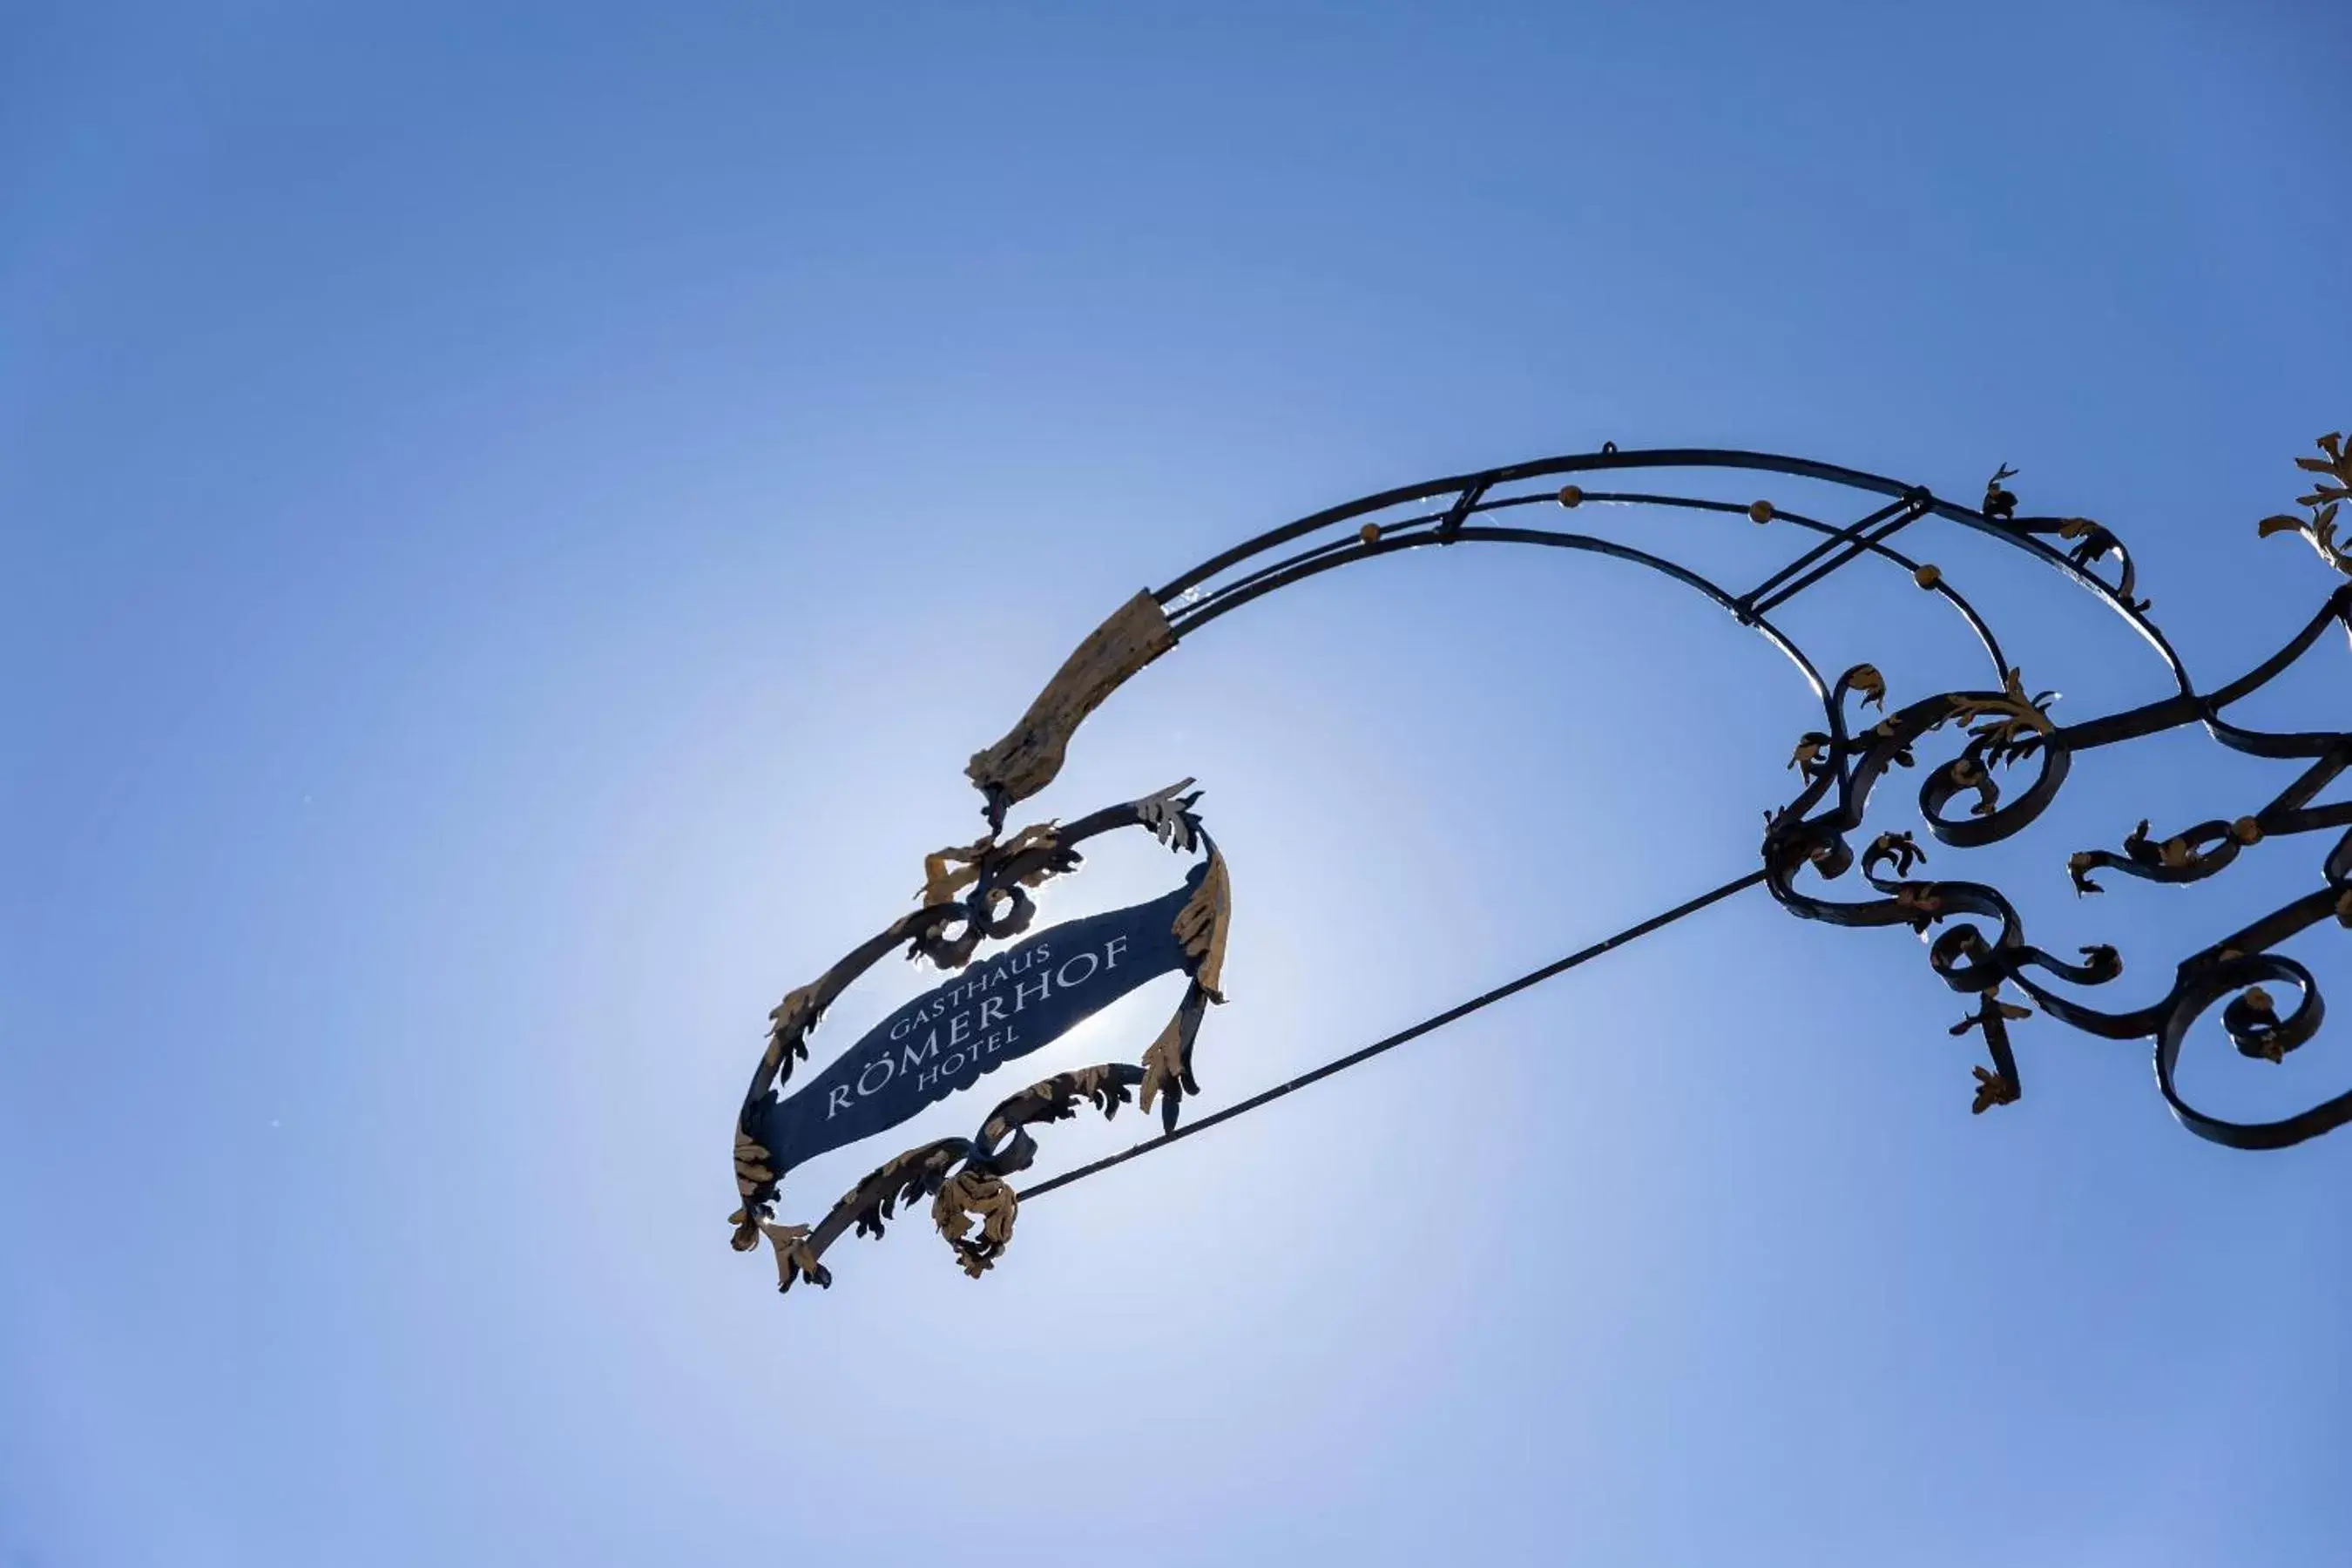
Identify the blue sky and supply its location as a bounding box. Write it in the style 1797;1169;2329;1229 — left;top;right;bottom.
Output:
5;3;2350;1564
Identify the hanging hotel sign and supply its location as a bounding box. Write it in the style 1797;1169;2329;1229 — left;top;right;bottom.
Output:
730;768;1228;1292
754;869;1206;1174
733;432;2352;1300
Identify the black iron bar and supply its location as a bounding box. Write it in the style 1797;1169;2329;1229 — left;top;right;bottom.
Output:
1017;867;1768;1204
1176;512;1447;618
1434;478;1491;543
1745;504;1931;619
1736;497;1918;612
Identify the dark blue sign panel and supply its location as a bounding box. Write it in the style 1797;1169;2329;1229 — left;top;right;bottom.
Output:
757;865;1204;1173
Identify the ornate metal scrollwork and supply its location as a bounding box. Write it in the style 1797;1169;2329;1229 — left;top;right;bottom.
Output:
1762;438;2352;1148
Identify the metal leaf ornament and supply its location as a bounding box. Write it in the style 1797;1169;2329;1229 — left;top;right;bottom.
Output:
2260;430;2352;576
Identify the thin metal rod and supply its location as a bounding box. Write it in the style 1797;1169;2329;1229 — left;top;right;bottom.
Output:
1736;497;1916;611
1747;504;1930;618
1017;866;1769;1203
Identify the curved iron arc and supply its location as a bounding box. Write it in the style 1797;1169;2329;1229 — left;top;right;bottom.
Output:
1154;445;2186;690
1173;522;1839;717
971;446;2173;835
1174;485;2015;680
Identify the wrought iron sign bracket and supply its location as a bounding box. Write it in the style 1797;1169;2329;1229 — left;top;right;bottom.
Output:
732;432;2352;1295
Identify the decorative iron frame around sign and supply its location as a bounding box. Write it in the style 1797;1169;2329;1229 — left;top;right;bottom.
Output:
733;431;2352;1294
731;781;1229;1290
